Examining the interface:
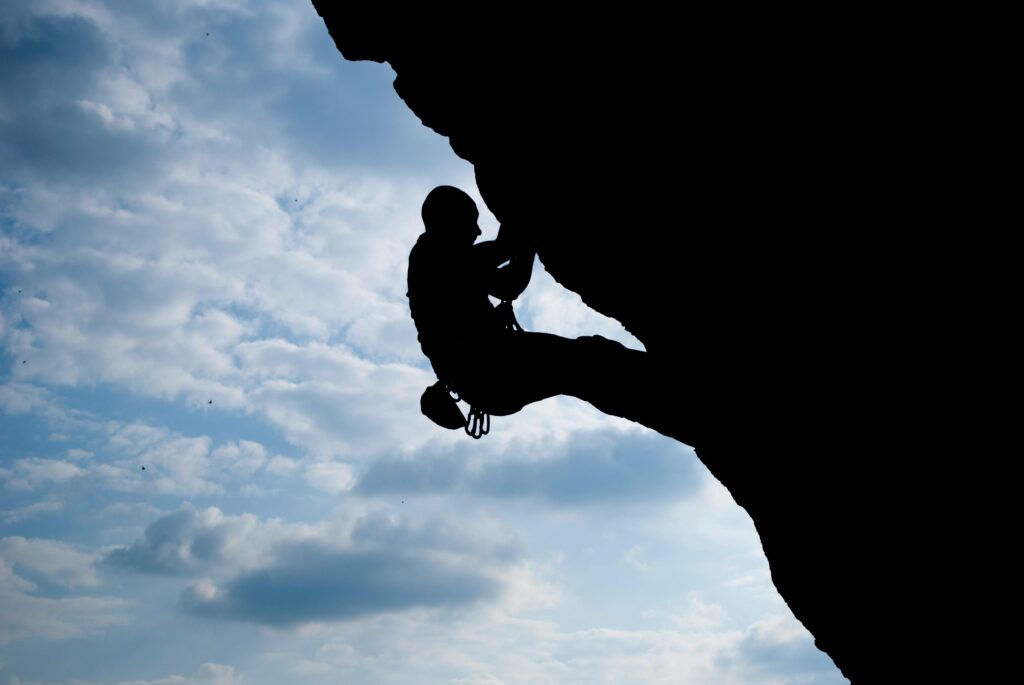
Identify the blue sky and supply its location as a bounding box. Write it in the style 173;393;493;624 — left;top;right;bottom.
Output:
0;2;848;683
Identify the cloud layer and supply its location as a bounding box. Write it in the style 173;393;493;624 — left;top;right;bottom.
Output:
0;1;846;683
108;504;522;627
0;536;129;644
359;427;702;505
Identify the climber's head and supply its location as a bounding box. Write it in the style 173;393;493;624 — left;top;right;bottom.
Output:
422;186;481;244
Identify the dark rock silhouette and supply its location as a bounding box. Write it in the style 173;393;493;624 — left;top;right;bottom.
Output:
312;6;940;682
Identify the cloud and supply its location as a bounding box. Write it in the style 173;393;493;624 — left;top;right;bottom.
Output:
3;388;396;499
105;504;263;575
107;504;521;627
718;615;846;683
27;419;289;497
0;458;84;492
83;425;228;497
0;384;54;415
0;0;486;476
182;541;500;626
209;440;266;477
0;552;129;644
118;663;243;685
358;427;702;506
0;1;446;384
302;461;354;494
1;501;63;524
0;0;653;483
0;10;166;186
265;455;299;476
239;341;434;458
347;511;522;565
0;1;846;683
303;608;846;685
0;537;99;588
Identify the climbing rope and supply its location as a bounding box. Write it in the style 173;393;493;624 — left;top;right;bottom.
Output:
495;299;522;332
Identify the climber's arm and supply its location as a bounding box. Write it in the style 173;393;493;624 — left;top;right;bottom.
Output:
489;249;534;301
472;222;536;301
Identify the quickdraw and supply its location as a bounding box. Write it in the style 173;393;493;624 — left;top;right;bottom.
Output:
466;406;490;439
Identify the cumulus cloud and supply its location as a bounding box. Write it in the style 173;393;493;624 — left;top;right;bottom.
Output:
105;504;263;575
182;541;500;626
107;504;523;627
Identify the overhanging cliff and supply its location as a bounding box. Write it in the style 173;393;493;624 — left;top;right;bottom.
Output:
311;6;928;682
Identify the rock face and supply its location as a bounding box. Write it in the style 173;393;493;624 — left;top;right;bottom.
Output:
312;6;937;682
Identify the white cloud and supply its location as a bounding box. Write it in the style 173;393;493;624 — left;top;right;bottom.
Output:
449;676;508;685
118;663;243;685
244;354;434;459
303;608;843;685
623;545;649;571
642;593;728;632
238;484;264;497
0;0;438;441
0;557;129;644
0;403;299;498
0;537;100;588
0;0;647;480
1;458;84;491
134;436;219;496
89;423;282;497
210;441;266;478
0;384;53;415
264;455;299;476
108;504;536;628
1;501;64;524
303;462;354;495
104;504;271;575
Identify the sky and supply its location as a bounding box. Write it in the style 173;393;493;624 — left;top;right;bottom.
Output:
0;2;848;684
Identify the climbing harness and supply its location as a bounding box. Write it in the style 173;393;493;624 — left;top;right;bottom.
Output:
461;299;522;439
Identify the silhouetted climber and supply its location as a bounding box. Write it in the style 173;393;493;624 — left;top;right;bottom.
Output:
408;186;651;436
